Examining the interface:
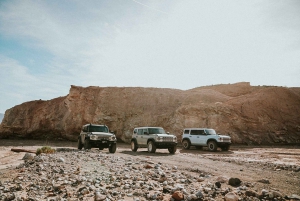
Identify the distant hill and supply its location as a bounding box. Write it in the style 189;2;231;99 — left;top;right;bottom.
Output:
0;113;3;123
0;82;300;144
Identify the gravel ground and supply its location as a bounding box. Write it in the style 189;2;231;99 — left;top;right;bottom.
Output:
0;140;299;200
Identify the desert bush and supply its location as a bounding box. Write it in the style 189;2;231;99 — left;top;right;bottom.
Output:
36;146;56;155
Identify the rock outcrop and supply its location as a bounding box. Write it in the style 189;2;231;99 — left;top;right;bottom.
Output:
1;82;300;144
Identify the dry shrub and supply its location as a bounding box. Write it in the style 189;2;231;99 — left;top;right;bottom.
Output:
36;146;56;155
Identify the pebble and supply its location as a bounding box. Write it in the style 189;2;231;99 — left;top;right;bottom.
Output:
0;149;296;201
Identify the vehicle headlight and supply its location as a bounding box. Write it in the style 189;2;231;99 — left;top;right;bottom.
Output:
156;137;163;142
218;137;223;142
109;135;116;141
173;136;177;142
90;135;97;140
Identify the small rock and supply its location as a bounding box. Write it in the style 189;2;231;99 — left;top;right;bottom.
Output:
94;191;106;201
172;191;184;201
224;192;239;201
228;178;241;186
257;178;270;184
22;153;34;161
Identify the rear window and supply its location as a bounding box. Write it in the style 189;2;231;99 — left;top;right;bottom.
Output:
184;129;190;134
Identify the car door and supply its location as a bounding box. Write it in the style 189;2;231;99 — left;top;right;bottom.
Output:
189;129;202;145
80;125;88;143
140;128;149;146
198;129;207;145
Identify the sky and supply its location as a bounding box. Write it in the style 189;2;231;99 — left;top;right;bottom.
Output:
0;0;300;113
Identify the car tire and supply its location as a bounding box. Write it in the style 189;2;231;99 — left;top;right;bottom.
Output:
208;141;217;152
168;146;177;154
221;145;230;151
77;137;83;150
84;139;91;150
182;140;191;150
147;141;156;153
131;140;138;152
109;143;117;153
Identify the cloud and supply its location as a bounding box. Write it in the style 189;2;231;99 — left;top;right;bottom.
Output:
0;0;299;112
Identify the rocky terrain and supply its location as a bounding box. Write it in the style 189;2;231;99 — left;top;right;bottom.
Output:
0;140;300;201
0;82;300;144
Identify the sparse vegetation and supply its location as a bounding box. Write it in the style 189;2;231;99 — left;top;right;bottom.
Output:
36;146;56;155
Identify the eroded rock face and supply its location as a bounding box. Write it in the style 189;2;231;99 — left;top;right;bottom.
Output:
1;82;300;144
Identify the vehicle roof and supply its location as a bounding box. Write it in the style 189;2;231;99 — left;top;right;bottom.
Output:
83;124;107;127
134;127;163;129
184;128;214;130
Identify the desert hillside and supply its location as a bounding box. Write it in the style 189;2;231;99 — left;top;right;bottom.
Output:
0;82;300;144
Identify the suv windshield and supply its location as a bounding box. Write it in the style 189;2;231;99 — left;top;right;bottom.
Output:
205;129;217;135
88;126;108;133
148;128;166;134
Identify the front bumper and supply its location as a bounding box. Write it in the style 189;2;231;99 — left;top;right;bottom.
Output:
216;142;231;146
90;139;116;148
154;142;177;148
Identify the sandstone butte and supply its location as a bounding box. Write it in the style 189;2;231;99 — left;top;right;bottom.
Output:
0;82;300;145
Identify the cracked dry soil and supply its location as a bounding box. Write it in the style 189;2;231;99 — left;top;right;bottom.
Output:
0;140;299;200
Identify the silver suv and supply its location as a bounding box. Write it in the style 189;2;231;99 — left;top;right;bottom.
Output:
131;127;177;154
181;128;231;151
77;124;117;153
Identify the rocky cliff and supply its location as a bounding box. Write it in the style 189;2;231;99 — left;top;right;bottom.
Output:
1;82;300;144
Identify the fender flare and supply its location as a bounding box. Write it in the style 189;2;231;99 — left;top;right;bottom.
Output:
182;138;191;144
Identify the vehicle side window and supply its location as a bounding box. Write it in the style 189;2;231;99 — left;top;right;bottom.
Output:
137;129;143;135
190;130;199;135
143;129;148;134
184;129;190;134
191;130;205;135
199;130;205;135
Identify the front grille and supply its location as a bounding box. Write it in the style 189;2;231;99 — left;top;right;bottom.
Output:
90;135;109;140
222;138;231;142
162;137;174;142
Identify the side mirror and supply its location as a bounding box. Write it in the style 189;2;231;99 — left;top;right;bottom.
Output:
110;131;114;134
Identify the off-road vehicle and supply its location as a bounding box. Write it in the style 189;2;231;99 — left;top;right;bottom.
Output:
181;128;231;151
131;127;177;154
78;124;117;153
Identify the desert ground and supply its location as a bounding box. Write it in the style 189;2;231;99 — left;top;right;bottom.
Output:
0;140;299;200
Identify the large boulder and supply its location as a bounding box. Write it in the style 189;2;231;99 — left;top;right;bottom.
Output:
0;82;300;144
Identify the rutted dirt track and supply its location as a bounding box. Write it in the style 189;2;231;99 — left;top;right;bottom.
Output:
0;140;300;198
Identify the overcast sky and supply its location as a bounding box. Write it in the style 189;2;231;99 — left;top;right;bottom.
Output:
0;0;300;113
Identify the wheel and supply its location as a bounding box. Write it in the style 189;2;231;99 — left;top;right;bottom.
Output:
109;143;117;153
147;141;156;153
131;140;138;152
221;145;230;151
168;146;177;154
195;146;203;150
84;139;91;150
207;141;217;152
182;140;191;149
77;137;83;150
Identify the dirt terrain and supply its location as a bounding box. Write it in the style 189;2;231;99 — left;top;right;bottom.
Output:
0;140;299;199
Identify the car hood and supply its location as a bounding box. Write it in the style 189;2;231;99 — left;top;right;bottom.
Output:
90;132;114;136
151;134;175;137
218;134;231;138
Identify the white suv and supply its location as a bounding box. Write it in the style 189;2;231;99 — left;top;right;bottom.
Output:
181;128;231;151
131;127;177;154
